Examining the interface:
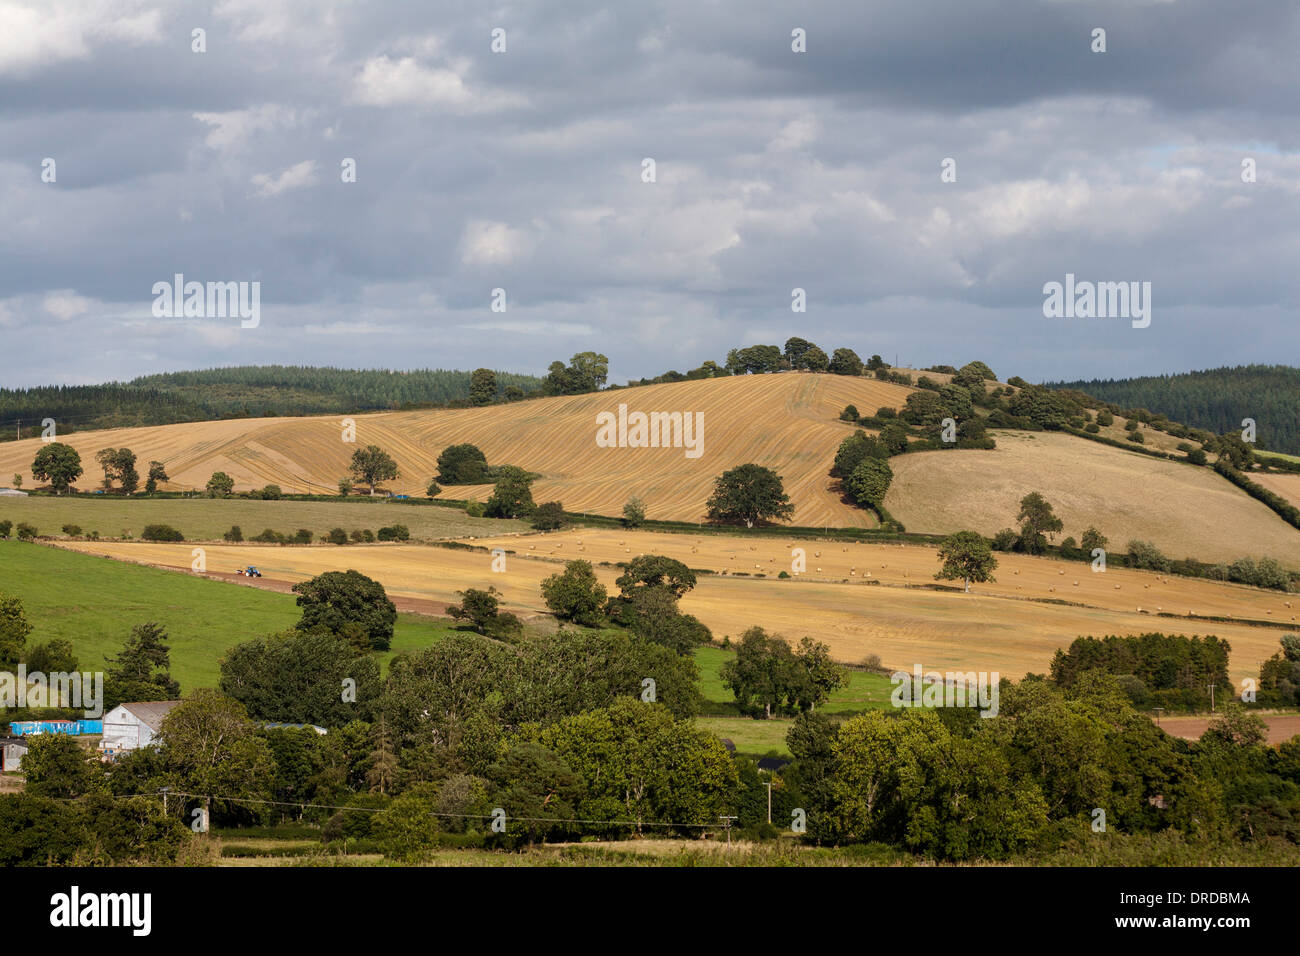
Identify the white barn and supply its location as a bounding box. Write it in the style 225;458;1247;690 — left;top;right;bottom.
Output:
98;701;182;757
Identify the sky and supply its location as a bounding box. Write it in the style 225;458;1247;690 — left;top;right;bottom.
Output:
1;0;1298;388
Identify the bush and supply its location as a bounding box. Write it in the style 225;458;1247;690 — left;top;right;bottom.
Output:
258;484;283;500
377;524;410;542
1085;423;1100;434
223;525;244;542
16;523;38;540
465;502;485;518
1127;540;1171;573
349;529;376;543
840;404;859;422
326;528;348;546
1095;410;1114;427
531;502;567;531
0;520;11;538
61;524;81;537
252;528;283;544
990;528;1018;552
1127;432;1145;444
141;524;184;542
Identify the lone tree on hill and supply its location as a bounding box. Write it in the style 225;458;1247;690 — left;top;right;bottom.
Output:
541;560;608;627
622;496;647;528
1017;491;1063;554
206;471;234;498
935;531;998;593
350;445;399;496
144;460;169;494
484;466;535;518
30;443;83;495
469;368;497;406
436;443;490;484
706;463;794;528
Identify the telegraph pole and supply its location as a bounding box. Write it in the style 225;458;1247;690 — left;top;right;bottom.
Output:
720;815;738;847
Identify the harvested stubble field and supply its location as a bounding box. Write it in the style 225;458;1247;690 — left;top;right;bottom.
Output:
1252;471;1300;510
56;529;1295;686
0;373;913;527
884;430;1300;566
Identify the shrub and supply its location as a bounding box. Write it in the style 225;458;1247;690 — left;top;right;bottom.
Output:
141;524;183;542
465;502;485;518
840;404;859;422
223;525;244;542
258;484;283;500
1127;540;1171;573
1127;432;1145;444
377;524;410;542
875;406;897;419
1095;410;1114;427
1085;423;1100;434
252;528;283;544
531;502;567;531
290;529;313;545
326;528;348;546
61;524;81;537
349;529;376;543
0;520;12;538
16;523;39;540
991;528;1019;552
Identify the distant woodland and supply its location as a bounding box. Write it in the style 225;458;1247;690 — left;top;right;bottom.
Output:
1049;365;1300;455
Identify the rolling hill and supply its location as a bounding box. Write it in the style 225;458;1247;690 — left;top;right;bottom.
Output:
2;371;1297;565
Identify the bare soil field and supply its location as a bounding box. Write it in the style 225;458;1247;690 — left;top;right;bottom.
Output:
0;373;913;527
885;430;1300;566
56;533;1294;686
1157;713;1300;745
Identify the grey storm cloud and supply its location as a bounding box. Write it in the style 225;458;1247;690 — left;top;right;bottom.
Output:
1;0;1297;387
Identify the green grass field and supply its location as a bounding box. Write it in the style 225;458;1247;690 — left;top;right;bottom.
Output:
0;496;527;542
692;645;895;756
1257;449;1300;465
1;540;892;745
0;540;457;690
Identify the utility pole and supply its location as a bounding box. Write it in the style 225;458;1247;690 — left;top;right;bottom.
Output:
764;782;773;824
161;786;169;816
1208;683;1215;712
720;815;738;848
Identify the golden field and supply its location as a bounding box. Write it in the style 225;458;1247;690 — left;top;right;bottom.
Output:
884;430;1300;566
0;374;912;527
54;530;1295;686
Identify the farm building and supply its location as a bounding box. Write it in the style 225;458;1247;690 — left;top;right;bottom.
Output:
1;737;28;771
0;488;28;497
98;701;181;758
7;719;102;736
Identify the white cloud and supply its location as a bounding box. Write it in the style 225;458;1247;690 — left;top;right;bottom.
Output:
193;105;298;151
351;55;525;112
252;159;318;197
458;220;538;266
42;290;94;319
0;1;161;75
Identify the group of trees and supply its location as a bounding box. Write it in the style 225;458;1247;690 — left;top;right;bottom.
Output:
720;339;880;378
721;628;847;718
1048;633;1233;710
